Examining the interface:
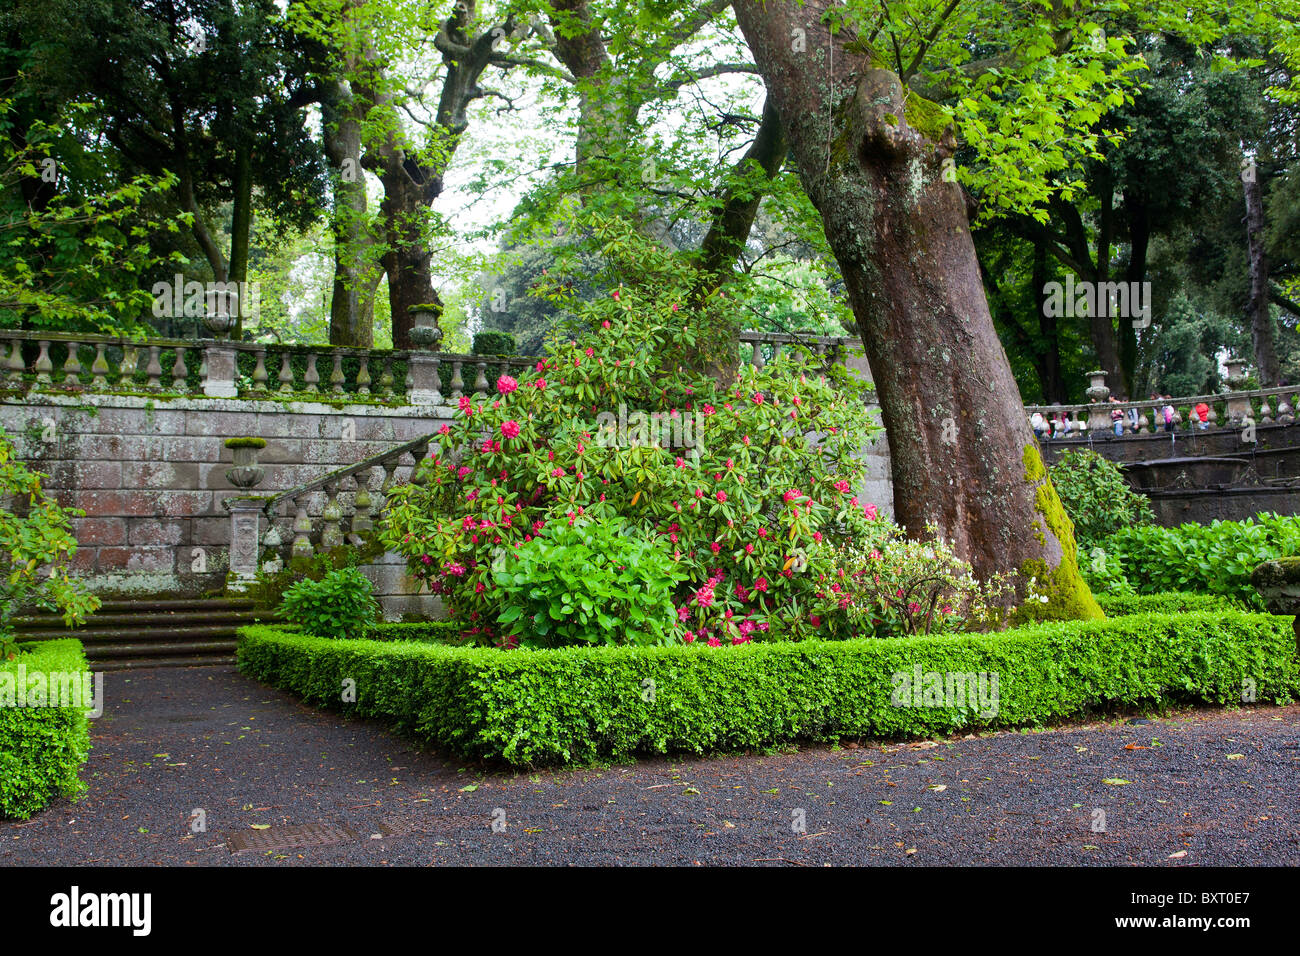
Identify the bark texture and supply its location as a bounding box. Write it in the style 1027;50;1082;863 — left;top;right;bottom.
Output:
733;0;1099;618
1244;162;1280;386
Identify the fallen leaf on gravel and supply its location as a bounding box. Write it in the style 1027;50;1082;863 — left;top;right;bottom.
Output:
460;784;479;792
880;800;892;805
905;847;917;855
928;785;947;792
1102;778;1131;786
250;824;270;830
1226;754;1245;760
1168;851;1187;859
1123;744;1149;750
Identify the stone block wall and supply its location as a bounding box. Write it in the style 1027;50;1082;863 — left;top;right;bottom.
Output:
1;392;452;615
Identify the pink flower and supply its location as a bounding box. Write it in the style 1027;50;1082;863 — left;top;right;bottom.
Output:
500;420;520;439
671;303;679;312
783;489;802;503
710;541;721;554
551;467;565;478
908;602;920;613
675;457;685;468
752;392;764;405
682;631;695;643
456;466;472;479
677;606;691;621
715;491;727;502
754;577;768;593
534;378;547;389
611;289;621;300
458;395;473;415
706;635;721;647
744;543;754;554
438;424;450;435
809;615;821;627
701;404;715;416
834;479;851;494
864;503;879;520
497;374;518;394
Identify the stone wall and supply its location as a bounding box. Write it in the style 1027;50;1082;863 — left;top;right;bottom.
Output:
0;391;452;614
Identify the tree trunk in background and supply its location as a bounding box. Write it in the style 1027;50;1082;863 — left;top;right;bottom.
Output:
1032;240;1065;403
228;142;253;339
1244;161;1280;386
322;79;376;348
732;0;1099;618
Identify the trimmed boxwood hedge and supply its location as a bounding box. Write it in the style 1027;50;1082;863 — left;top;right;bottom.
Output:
238;611;1300;767
1096;592;1249;616
0;640;92;819
363;621;461;643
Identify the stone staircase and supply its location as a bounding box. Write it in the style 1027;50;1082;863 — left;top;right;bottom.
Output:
11;598;273;670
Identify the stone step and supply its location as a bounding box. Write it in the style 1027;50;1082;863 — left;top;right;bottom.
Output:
12;609;268;630
18;624;248;644
87;640;238;658
94;656;237;671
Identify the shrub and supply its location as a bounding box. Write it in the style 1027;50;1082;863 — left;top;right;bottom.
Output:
1048;449;1153;550
279;567;380;637
381;216;888;647
1095;592;1249;616
0;427;99;659
239;611;1300;766
489;517;686;648
471;330;518;356
1096;514;1300;607
809;527;1018;638
364;621;462;643
0;639;91;818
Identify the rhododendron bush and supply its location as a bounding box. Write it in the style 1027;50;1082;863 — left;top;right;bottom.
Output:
381;221;1006;647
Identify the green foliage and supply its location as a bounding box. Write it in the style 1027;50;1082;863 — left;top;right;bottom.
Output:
1095;591;1249;616
279;566;380;638
1048;449;1154;550
363;621;462;644
490;517;686;648
382;216;887;647
471;330;517;356
239;611;1300;766
1094;514;1300;605
0;639;91;819
0;428;99;658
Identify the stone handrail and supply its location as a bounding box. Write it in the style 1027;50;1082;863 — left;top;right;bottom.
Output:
224;432;439;588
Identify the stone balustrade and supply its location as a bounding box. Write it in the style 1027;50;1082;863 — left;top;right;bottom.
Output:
224;433;435;589
1025;385;1298;438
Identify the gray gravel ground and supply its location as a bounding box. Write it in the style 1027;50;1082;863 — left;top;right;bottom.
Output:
3;665;1298;867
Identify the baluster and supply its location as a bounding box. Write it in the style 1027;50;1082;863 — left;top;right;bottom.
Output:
473;360;488;394
145;346;163;390
320;481;344;549
404;360;414;397
61;340;83;386
291;497;314;558
410;442;430;487
261;520;284;575
356;355;371;395
303;352;320;392
1260;396;1273;424
4;341;23;383
252;348;269;391
770;341;783;365
330;352;345;393
450;359;465;400
498;359;509;388
379;356;394;398
350;469;374;541
171;346;188;391
90;342;110;388
379;457;400;513
1278;393;1295;424
196;347;207;389
278;351;295;393
34;340;53;384
750;340;765;371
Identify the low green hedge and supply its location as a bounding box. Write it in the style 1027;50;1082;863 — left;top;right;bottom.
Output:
363;621;461;643
1096;592;1249;616
238;611;1300;767
0;640;92;819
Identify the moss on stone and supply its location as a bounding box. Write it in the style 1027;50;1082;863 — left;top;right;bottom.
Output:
1011;444;1105;625
903;90;953;143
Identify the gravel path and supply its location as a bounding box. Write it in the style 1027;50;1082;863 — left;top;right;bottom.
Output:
3;665;1298;866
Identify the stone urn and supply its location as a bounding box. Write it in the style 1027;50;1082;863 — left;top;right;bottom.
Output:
408;303;443;350
1251;557;1300;653
224;436;266;489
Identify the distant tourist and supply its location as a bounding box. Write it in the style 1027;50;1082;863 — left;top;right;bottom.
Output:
1109;397;1124;436
1030;411;1049;439
1194;401;1210;430
1161;397;1177;432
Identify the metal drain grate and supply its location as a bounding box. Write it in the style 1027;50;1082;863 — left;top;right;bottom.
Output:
376;816;432;839
227;823;358;854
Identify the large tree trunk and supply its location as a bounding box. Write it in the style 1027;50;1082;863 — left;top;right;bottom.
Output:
322;80;376;348
1244;160;1280;386
732;0;1099;619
